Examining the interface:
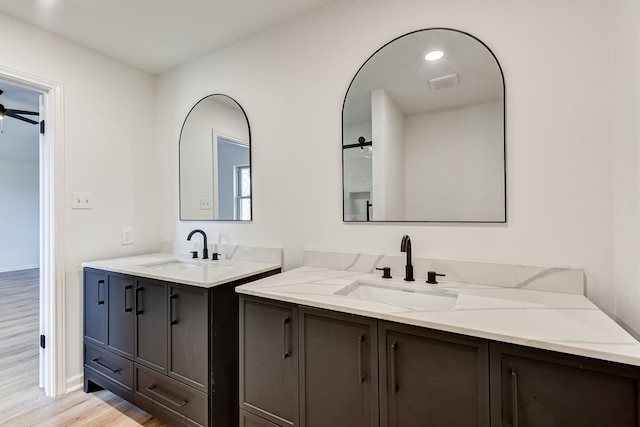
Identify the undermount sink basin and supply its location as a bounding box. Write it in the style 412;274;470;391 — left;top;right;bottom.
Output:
335;281;458;311
138;259;201;270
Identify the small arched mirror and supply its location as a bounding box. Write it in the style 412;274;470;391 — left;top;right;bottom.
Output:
180;94;251;221
343;28;505;222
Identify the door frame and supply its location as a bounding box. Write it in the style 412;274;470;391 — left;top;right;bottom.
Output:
0;65;66;397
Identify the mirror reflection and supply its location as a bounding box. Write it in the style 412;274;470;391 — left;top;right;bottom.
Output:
180;94;251;221
342;28;505;222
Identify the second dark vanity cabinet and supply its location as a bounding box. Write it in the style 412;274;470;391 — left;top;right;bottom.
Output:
240;297;299;426
240;297;484;427
379;322;490;427
490;342;640;427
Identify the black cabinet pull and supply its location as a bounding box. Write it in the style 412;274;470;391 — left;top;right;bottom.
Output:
511;369;519;427
91;358;121;374
282;317;291;359
358;334;366;383
146;384;187;408
124;285;132;313
135;287;144;315
170;294;179;325
97;280;105;305
391;342;398;394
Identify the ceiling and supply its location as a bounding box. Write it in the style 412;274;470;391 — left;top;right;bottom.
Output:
0;0;336;74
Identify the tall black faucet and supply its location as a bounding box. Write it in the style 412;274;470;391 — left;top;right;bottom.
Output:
400;234;414;281
187;229;209;259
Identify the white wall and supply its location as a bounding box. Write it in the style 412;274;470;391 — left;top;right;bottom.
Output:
0;14;159;388
157;0;639;334
612;0;640;333
372;89;405;220
0;159;39;271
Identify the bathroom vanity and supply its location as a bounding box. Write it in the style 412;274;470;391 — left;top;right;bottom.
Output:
82;248;282;427
236;250;640;427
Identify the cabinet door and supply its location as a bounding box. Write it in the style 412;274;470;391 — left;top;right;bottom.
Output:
490;343;640;427
84;269;108;347
107;275;134;358
299;307;378;427
240;296;298;427
379;322;490;427
168;284;209;392
135;278;168;373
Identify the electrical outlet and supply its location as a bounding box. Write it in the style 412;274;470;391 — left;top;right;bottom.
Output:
121;228;134;245
200;197;212;210
72;192;93;209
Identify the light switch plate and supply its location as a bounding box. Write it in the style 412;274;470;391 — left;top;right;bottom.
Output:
72;192;93;209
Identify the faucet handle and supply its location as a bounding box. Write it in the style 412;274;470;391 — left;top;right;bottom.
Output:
376;267;392;279
426;271;446;284
190;251;198;259
211;252;221;261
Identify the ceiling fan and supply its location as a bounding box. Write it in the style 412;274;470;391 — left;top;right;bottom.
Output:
0;89;39;125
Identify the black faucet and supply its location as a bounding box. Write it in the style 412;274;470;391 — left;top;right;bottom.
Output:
187;229;209;259
400;234;414;281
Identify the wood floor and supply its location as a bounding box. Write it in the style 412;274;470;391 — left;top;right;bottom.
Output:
0;269;168;426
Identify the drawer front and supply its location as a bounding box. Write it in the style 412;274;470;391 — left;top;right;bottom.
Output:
135;364;208;426
240;409;282;427
85;343;133;391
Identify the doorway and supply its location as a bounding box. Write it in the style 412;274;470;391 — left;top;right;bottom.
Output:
0;80;42;403
0;68;65;398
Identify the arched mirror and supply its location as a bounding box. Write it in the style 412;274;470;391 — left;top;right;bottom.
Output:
342;28;505;222
180;94;251;221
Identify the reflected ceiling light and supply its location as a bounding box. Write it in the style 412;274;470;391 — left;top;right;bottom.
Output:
425;50;444;61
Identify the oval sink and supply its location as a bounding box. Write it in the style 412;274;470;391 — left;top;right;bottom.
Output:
138;259;201;270
335;281;458;311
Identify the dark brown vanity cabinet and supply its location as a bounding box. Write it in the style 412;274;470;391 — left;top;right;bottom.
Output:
299;307;378;427
379;322;490;427
490;342;640;427
85;267;281;427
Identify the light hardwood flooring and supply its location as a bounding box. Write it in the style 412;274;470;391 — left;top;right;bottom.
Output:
0;269;168;426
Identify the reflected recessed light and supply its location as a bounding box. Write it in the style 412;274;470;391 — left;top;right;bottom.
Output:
425;50;444;61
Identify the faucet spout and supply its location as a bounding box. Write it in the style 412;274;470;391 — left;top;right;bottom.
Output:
187;229;209;259
400;234;414;281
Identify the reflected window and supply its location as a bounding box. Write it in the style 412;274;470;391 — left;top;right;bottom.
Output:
235;165;251;220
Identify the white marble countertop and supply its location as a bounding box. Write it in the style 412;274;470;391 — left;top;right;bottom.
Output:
236;265;640;367
82;252;282;288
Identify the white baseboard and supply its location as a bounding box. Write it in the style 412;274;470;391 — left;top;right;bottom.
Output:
66;373;83;393
0;264;39;273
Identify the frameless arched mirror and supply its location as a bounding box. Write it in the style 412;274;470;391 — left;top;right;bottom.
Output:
343;28;505;222
180;94;251;221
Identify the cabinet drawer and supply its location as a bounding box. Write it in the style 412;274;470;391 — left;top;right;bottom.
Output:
135;364;208;426
85;343;133;391
240;409;282;427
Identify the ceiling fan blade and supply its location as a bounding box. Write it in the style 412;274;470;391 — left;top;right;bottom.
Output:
6;109;38;116
5;111;39;125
